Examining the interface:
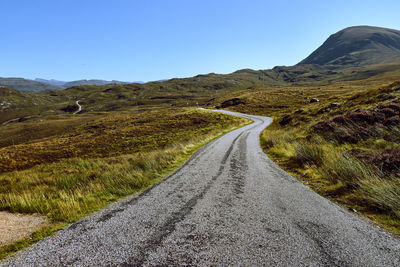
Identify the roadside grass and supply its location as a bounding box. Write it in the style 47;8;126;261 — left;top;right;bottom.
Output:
254;80;400;235
1;128;246;223
261;125;400;235
0;107;250;258
360;176;400;219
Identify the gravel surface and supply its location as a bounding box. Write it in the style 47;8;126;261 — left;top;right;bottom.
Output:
3;110;400;266
0;212;48;248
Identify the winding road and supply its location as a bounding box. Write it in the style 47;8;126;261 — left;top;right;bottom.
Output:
73;100;81;114
3;110;400;266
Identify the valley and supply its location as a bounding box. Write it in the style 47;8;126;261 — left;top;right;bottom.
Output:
1;25;400;264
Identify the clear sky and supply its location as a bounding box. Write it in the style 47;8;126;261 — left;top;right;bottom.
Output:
1;0;400;82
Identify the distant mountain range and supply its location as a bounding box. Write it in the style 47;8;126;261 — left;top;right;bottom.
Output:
34;78;67;87
0;78;143;93
0;78;62;93
35;78;144;88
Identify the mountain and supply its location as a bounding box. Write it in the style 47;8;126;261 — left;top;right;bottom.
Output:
62;79;133;88
2;78;143;92
299;26;400;67
0;78;62;92
35;78;67;87
36;78;132;88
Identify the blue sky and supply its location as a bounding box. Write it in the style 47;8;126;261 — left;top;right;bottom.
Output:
1;0;400;82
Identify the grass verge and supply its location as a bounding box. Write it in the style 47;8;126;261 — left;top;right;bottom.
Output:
261;127;400;236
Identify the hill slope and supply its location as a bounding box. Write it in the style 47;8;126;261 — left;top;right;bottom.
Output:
299;26;400;67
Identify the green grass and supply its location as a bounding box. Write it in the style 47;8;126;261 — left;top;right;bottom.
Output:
360;175;400;218
322;153;378;188
293;138;325;167
261;126;400;235
0;138;219;222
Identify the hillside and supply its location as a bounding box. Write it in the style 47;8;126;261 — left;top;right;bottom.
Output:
299;26;400;66
3;60;400;125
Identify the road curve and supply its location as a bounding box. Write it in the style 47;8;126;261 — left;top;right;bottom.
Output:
3;110;400;266
73;100;81;114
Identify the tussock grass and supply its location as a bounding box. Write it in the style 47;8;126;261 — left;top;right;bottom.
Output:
260;127;296;160
293;140;325;167
262;126;400;232
360;176;400;218
0;150;177;222
322;154;379;188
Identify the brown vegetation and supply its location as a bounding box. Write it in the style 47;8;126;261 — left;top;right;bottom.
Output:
0;108;245;173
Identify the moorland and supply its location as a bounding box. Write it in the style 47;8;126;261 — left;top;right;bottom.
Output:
1;25;400;257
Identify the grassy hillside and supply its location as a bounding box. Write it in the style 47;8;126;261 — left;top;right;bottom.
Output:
0;87;71;125
263;83;400;233
4;61;400;125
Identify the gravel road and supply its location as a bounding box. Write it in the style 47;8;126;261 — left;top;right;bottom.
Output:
3;110;400;266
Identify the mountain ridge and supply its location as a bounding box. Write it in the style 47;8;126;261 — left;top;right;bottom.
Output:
299;25;400;66
0;77;142;93
0;78;62;93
